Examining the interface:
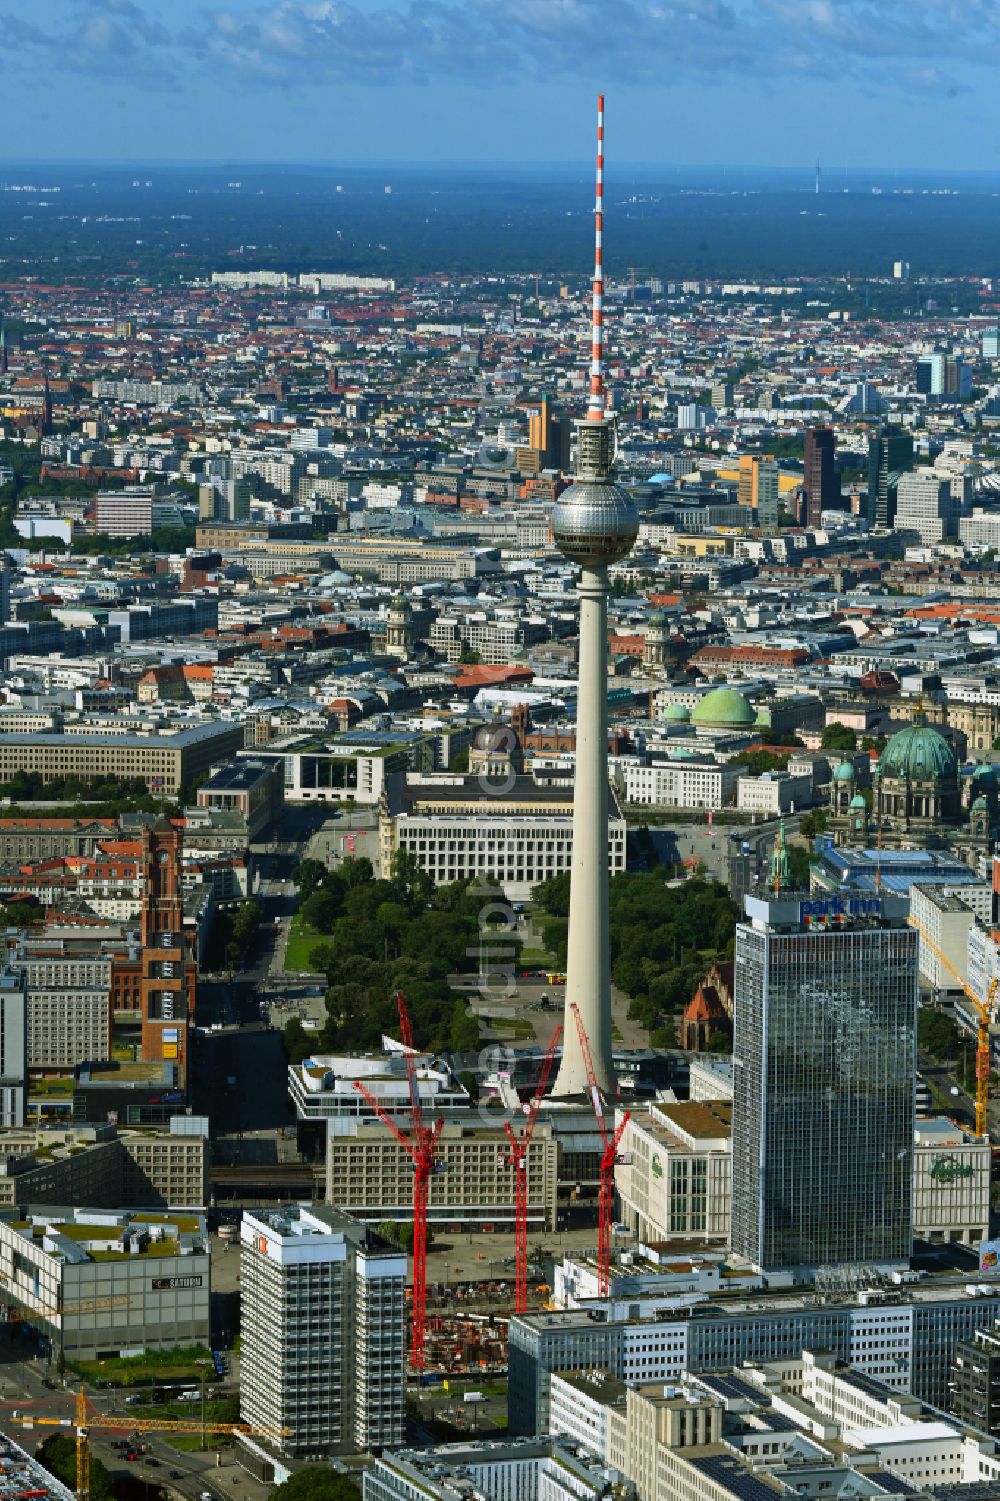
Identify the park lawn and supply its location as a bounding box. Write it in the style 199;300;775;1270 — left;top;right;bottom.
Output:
283;912;324;972
490;1018;535;1041
71;1345;213;1388
517;945;555;965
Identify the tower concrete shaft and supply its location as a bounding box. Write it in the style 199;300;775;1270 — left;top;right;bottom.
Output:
551;564;614;1097
548;95;637;1099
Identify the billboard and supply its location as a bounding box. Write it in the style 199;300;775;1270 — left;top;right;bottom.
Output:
979;1238;1000;1274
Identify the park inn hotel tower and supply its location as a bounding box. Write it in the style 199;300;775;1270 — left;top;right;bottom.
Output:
730;887;918;1274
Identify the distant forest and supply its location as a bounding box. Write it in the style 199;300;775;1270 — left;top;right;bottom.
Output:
3;164;1000;282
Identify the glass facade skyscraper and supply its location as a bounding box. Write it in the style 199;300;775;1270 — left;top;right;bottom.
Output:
731;892;917;1273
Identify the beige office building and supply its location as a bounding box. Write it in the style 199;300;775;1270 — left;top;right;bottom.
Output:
326;1118;558;1230
0;723;243;795
0;1124;208;1210
615;1101;732;1244
913;1116;990;1246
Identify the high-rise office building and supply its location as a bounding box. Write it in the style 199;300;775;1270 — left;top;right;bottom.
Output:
528;395;552;457
917;352;946;395
945;356;973;399
198;478;251;522
730;889;917;1273
803;425;838;526
0;968;28;1127
866;428;914;529
917;353;971;400
240;1205;406;1457
983;328;1000;361
527;396;572;472
737;455;780;530
549;97;638;1098
894;471;959;545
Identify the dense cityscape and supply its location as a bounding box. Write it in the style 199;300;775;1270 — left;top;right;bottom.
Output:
11;50;1000;1501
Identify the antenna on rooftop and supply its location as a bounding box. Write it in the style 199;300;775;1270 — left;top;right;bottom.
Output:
587;95;606;422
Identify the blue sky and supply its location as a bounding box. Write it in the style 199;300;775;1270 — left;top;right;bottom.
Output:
2;0;1000;169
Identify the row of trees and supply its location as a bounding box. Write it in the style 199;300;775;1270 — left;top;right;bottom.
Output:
284;851;511;1061
534;869;738;1036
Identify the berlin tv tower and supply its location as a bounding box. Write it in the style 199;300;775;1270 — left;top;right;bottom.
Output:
550;95;638;1099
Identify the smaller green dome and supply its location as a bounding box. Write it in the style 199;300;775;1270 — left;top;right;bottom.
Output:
972;794;989;810
972;763;996;781
849;793;867;809
662;701;691;723
834;760;856;782
692;685;756;729
647;608;668;628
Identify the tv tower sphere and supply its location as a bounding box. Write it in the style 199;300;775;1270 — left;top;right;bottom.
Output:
550;422;638;567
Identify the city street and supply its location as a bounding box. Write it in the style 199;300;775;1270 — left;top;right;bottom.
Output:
0;1333;270;1501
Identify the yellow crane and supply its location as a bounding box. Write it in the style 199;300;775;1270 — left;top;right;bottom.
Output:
908;914;997;1138
12;1386;287;1501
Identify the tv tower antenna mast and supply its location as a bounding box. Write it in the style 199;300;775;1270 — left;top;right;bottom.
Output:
815;159;822;195
550;95;638;1099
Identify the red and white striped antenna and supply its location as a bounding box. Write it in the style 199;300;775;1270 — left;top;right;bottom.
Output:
587;93;606;421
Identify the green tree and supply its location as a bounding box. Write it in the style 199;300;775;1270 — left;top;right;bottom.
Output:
390;846;434;905
282;1016;314;1064
302;887;342;932
918;1006;961;1060
294;857;329;900
735;749;790;776
232;900;263;953
377;1219;415;1252
821;722;857;753
786;843;812;889
272;1469;362;1501
40;1437;114;1501
798;809;829;839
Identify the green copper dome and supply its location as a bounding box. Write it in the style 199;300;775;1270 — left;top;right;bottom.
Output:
849;792;868;809
647;608;669;628
692;685;756;730
662;701;691;723
878;723;958;785
834;760;856;782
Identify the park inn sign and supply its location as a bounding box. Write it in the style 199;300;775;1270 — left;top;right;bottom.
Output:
798;896;883;923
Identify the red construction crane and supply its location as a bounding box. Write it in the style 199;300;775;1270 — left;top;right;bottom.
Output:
570;1001;630;1298
504;1026;562;1314
354;990;443;1371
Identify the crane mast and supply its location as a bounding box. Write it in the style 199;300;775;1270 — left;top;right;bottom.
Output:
353;989;443;1370
570;1002;630;1297
504;1026;562;1314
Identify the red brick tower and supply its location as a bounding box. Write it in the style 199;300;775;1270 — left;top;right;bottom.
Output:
140;818;194;1083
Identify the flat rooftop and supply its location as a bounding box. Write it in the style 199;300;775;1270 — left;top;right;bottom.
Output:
651;1100;733;1141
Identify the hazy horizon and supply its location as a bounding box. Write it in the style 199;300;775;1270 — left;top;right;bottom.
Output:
4;1;1000;172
